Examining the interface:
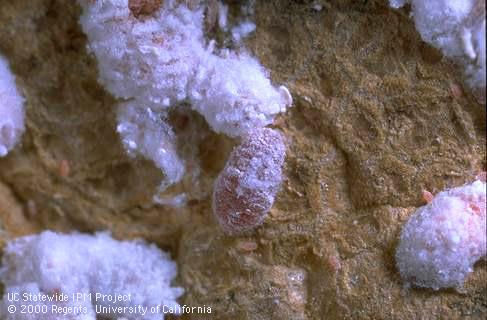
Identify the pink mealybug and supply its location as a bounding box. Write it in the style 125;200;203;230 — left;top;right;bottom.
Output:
213;128;286;234
396;178;486;290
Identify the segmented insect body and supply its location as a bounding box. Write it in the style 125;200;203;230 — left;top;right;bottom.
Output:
213;128;286;234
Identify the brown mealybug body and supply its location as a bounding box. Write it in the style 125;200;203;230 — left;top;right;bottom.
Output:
213;128;286;234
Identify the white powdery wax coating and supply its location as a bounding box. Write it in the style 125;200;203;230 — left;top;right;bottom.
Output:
78;0;293;191
0;231;183;320
389;0;486;103
191;52;293;137
396;180;486;290
116;101;185;189
77;0;292;136
0;55;25;157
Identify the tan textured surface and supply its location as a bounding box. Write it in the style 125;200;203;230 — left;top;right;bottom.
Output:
0;0;485;319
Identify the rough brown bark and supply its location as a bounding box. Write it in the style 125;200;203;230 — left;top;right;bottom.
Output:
0;1;485;319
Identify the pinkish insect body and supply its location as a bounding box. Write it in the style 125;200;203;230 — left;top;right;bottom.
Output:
213;128;286;235
422;190;434;204
396;179;486;290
